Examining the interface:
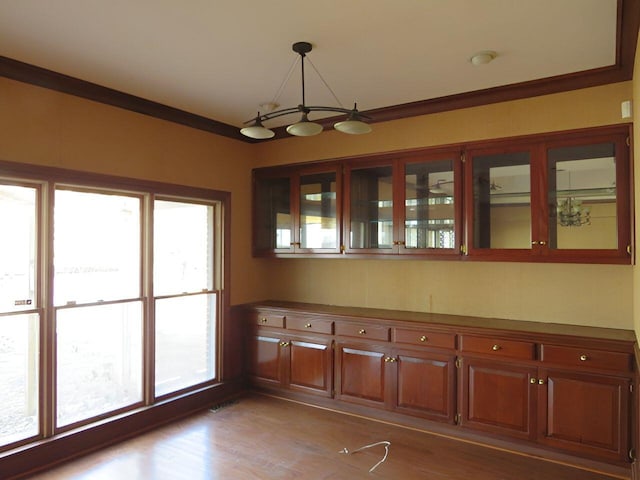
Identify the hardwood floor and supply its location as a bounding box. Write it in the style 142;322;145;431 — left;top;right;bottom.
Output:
20;394;628;480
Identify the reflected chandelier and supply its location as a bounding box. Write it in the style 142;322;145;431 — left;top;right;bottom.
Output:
557;197;591;227
240;41;372;140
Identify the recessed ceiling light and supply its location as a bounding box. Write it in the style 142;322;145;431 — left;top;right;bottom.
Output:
470;51;497;66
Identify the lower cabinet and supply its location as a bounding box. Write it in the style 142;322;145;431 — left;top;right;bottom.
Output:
243;304;635;467
250;331;333;397
335;341;457;423
459;357;537;441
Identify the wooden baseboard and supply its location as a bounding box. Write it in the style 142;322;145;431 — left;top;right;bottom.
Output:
2;381;243;480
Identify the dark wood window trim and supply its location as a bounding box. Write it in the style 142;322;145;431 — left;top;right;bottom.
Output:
0;0;637;142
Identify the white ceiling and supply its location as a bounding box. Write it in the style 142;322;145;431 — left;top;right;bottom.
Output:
0;0;620;130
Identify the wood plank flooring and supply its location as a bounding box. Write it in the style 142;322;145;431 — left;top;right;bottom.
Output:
22;394;628;480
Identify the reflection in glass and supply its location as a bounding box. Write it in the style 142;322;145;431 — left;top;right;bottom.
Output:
56;302;143;427
155;293;217;396
0;313;39;446
548;143;617;249
54;190;140;305
405;160;455;249
472;152;531;249
0;185;37;313
299;172;337;249
349;165;393;249
254;177;291;249
154;200;214;296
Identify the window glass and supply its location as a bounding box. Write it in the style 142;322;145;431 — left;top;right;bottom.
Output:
0;313;39;446
154;200;214;296
0;185;37;313
54;190;140;305
56;302;143;427
155;293;217;397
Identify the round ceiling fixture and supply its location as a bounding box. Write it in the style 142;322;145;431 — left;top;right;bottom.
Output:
470;51;497;66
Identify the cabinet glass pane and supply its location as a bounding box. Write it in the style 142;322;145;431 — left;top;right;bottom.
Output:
472;152;531;249
349;166;393;249
405;160;455;249
300;172;337;249
548;143;617;249
255;177;291;250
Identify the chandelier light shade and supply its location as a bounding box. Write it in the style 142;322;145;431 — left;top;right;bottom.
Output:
240;41;372;140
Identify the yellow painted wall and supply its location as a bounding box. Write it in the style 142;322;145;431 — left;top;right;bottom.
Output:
633;34;640;341
254;82;634;329
0;77;265;305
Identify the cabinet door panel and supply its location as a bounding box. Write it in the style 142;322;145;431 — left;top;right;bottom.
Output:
539;369;629;462
395;350;455;423
336;343;386;406
289;339;333;397
461;358;536;441
249;335;283;385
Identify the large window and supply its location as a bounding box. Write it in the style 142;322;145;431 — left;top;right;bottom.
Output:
0;170;228;451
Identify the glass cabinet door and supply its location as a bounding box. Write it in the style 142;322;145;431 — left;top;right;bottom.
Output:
470;150;532;251
253;174;292;252
402;157;458;252
347;164;394;251
299;171;339;251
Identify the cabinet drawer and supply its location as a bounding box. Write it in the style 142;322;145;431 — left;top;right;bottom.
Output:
394;328;455;349
335;322;389;341
460;335;535;360
286;316;333;334
252;311;286;328
540;344;632;372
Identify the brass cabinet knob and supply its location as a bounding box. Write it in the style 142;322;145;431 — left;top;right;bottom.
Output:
530;378;537;384
279;341;290;347
539;241;547;246
358;329;366;335
579;354;588;361
260;317;268;323
531;241;539;245
491;344;501;351
419;335;428;342
384;357;397;363
305;323;312;328
538;378;546;385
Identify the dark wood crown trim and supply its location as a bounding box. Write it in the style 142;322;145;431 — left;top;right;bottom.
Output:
1;0;638;143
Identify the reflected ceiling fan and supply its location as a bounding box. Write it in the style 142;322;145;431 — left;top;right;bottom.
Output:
428;179;454;194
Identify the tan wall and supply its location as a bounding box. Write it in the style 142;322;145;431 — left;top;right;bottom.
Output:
634;35;640;341
0;77;266;305
254;82;634;329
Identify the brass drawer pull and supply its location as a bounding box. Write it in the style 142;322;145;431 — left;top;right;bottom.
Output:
305;323;312;328
358;329;366;335
579;354;588;361
260;317;268;323
279;341;290;347
491;344;501;351
419;335;428;342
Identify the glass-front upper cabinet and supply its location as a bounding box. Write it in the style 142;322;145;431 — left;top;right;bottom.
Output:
465;126;630;263
253;164;341;255
344;150;462;255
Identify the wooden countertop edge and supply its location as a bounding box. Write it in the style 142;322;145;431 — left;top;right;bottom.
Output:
235;300;637;346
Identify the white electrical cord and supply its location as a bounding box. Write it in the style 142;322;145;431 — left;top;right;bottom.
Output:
339;441;391;473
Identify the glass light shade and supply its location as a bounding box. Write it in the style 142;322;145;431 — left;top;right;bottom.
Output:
286;120;323;137
240;125;275;139
334;119;372;135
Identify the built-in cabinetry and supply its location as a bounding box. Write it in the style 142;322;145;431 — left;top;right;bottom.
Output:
243;302;636;468
253;124;631;263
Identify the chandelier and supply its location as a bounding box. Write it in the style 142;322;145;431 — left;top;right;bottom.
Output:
557;197;591;227
240;41;372;140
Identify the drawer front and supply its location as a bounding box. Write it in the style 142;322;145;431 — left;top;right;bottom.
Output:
460;335;535;360
286;316;333;335
335;322;389;342
540;344;632;372
252;311;286;329
394;328;456;349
